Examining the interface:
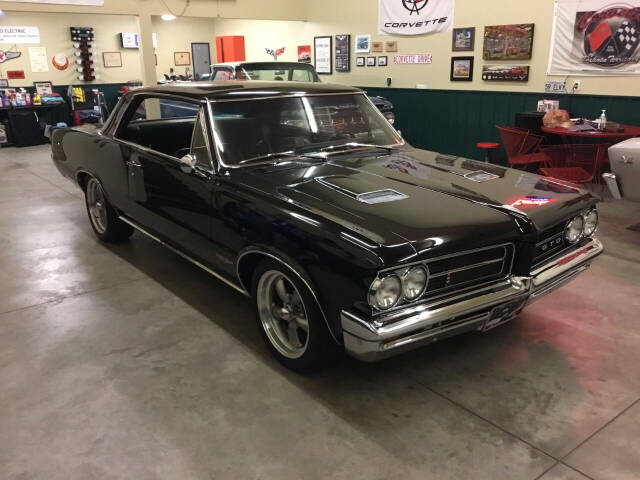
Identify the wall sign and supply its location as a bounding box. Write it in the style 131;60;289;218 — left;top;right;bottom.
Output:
265;47;285;60
0;50;22;63
34;81;53;95
549;0;640;76
52;53;69;70
335;34;350;72
103;52;122;68
314;36;332;74
378;0;454;36
297;45;311;63
7;71;26;80
0;26;40;44
393;53;433;64
482;65;530;82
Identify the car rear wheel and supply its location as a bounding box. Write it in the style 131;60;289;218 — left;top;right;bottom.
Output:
84;177;133;242
252;259;336;372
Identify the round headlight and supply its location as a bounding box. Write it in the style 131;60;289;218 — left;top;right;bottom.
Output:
583;209;598;237
402;266;428;300
371;275;402;310
383;111;395;124
565;216;584;244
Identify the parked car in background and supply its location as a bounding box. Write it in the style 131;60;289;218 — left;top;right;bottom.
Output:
51;82;602;372
203;61;396;125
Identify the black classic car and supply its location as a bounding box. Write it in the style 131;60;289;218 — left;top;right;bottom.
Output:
51;82;603;372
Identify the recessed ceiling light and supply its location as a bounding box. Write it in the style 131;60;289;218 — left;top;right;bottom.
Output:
161;13;177;21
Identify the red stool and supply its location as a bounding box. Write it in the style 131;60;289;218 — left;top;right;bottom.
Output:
477;142;500;163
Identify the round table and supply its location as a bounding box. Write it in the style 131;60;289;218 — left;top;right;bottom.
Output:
542;124;640;143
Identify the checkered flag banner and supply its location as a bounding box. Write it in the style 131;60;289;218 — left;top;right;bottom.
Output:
548;0;640;76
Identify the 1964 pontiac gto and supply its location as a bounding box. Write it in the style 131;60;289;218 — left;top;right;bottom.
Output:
51;82;603;372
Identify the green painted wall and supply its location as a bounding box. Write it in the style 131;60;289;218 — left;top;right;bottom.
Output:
362;87;640;165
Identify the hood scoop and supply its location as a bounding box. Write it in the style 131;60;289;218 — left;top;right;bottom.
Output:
316;176;408;204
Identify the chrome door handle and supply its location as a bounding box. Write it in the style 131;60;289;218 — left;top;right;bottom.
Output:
126;159;142;167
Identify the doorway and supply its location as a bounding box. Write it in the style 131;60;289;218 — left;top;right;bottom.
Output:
191;42;211;80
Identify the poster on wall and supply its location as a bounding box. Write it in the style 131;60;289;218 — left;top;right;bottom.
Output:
314;36;332;74
0;26;40;44
482;65;530;82
548;0;640;75
335;34;350;72
298;45;311;63
393;53;433;64
483;24;534;60
9;0;104;5
378;0;454;36
29;46;49;72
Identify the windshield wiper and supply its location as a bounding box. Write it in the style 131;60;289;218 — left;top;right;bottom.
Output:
238;151;297;165
301;142;393;157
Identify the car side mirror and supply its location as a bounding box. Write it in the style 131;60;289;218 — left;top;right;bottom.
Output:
179;153;197;168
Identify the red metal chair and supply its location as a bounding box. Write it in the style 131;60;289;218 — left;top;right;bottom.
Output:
477;142;500;163
496;126;547;171
539;144;605;185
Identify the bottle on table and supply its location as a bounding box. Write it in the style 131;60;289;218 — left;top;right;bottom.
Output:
599;109;607;131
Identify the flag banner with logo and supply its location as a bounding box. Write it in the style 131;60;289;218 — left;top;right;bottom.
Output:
378;0;454;36
548;0;640;75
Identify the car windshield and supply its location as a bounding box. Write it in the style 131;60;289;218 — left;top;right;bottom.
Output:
210;93;402;166
238;64;320;82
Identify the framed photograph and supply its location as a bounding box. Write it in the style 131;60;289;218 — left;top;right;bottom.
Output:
356;56;365;67
377;56;388;66
297;45;311;63
314;36;333;74
450;56;474;81
371;41;383;53
483;24;534;60
0;79;9;87
452;27;475;51
174;51;191;66
355;34;371;53
102;51;122;68
482;65;530;82
367;56;376;66
33;81;53;95
385;41;398;52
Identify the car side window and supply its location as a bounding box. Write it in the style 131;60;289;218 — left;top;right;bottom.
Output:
116;96;211;162
291;69;313;82
212;68;233;80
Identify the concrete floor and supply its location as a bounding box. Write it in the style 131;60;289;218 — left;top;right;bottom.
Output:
1;145;639;480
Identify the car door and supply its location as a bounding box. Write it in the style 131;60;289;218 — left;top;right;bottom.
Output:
118;96;220;267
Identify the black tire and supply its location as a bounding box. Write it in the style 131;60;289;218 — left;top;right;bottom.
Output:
251;259;337;373
84;177;134;243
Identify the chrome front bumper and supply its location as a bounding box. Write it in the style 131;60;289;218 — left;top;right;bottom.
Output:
341;238;603;362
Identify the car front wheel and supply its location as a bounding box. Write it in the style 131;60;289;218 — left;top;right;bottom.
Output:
252;259;336;372
84;177;133;242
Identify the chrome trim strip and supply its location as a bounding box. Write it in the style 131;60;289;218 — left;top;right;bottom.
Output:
118;216;249;296
208;91;370;103
235;249;339;343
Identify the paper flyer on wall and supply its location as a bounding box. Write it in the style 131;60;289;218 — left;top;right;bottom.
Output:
548;0;640;75
29;46;49;73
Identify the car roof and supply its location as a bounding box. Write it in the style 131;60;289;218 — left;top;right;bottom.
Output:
212;61;313;68
128;81;362;101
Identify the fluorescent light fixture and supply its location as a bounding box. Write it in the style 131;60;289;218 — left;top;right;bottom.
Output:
161;13;176;21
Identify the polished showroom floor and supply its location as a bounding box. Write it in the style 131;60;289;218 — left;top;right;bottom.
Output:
1;145;639;480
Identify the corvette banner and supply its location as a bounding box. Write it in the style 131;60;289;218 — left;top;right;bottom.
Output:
378;0;454;36
548;0;640;75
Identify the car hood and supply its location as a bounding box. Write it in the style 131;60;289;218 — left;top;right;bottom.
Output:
234;146;597;263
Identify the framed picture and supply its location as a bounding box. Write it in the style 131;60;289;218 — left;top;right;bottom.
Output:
377;56;388;66
0;79;9;87
356;56;365;67
371;41;383;53
367;56;376;66
33;81;53;95
335;34;351;72
355;34;371;53
314;36;332;74
452;27;475;51
298;45;311;63
174;52;191;66
450;56;474;81
482;65;530;82
483;24;534;60
385;41;398;52
102;51;122;68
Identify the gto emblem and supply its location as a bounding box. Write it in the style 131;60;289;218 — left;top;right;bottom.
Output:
541;237;563;252
402;0;429;15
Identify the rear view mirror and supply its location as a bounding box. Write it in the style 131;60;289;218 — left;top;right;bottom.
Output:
180;153;197;168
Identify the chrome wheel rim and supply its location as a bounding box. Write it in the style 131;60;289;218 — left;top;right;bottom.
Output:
257;270;309;359
86;178;107;234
